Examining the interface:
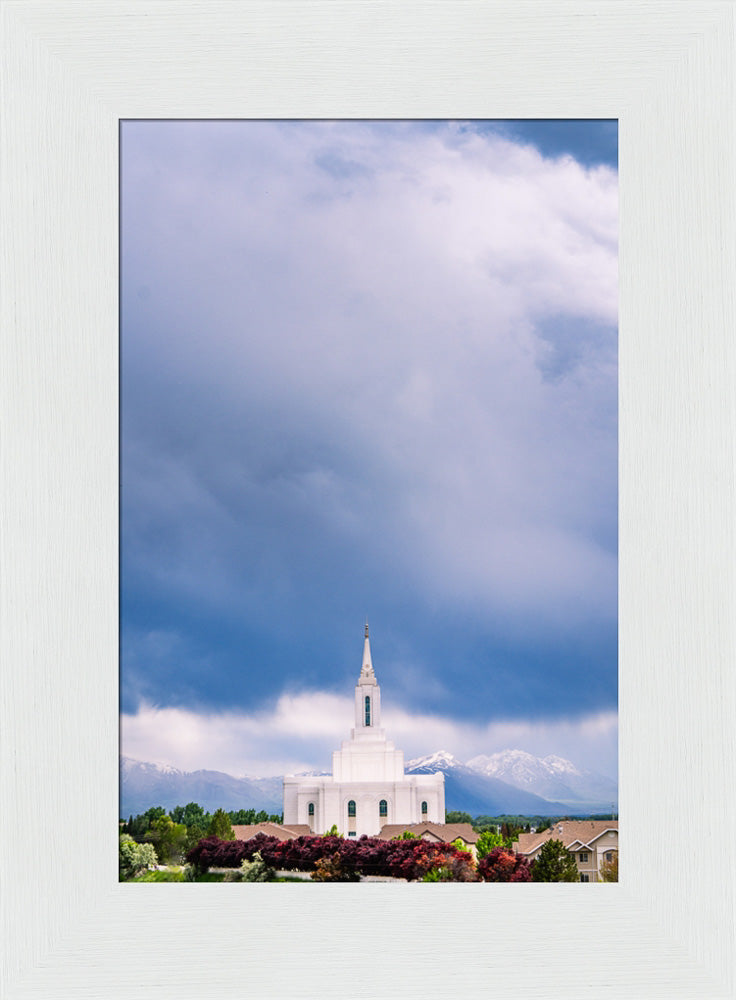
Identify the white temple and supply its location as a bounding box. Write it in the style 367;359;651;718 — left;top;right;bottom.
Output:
283;625;445;837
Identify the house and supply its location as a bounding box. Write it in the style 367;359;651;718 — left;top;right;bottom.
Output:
283;625;445;838
376;822;479;860
232;822;312;842
512;819;618;881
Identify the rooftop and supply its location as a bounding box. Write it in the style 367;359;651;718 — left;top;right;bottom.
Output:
513;819;618;855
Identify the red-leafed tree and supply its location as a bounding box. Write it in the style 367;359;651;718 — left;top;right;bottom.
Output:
477;846;532;882
185;835;282;873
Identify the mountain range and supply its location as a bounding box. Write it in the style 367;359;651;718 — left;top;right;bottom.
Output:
120;757;284;818
120;749;617;819
405;749;618;816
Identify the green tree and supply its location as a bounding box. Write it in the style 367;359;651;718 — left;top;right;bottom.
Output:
228;808;284;825
208;808;235;841
185;822;208;852
144;815;189;864
531;839;579;882
126;806;166;840
171;802;209;828
476;829;505;859
445;811;473;825
119;834;158;880
229;808;257;825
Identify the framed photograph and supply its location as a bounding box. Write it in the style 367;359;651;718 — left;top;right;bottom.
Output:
2;3;734;997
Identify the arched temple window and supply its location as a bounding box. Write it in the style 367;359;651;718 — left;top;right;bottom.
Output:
421;800;428;817
308;802;315;817
379;799;388;818
348;800;356;818
364;695;371;726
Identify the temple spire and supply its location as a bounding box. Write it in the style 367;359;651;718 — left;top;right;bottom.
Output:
359;621;376;685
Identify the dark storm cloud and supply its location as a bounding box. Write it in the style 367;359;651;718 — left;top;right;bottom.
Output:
121;120;617;771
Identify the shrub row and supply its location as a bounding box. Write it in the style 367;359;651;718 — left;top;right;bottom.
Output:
185;833;530;882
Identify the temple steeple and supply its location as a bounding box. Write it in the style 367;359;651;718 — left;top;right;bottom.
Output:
358;621;376;686
354;623;381;733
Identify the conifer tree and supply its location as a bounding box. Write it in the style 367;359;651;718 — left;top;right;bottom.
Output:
531;839;579;882
208;807;235;841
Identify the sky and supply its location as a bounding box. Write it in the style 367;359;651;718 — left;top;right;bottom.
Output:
120;120;618;780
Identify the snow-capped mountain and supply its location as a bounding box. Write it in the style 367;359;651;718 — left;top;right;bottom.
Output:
406;750;466;772
467;749;583;785
405;750;574;816
466;749;618;808
404;748;617;814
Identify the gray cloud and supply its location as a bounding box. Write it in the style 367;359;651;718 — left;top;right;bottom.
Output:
121;121;617;729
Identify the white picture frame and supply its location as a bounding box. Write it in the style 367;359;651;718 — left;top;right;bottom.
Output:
2;3;734;997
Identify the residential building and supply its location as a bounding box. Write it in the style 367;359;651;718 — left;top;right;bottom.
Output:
512;819;618;881
376;822;479;859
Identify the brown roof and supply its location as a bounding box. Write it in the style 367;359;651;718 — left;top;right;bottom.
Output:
513;820;618;856
232;822;312;842
376;823;478;844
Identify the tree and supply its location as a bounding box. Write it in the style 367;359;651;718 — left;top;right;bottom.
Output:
127;806;167;840
531;839;579;882
229;808;256;825
185;835;254;874
119;834;157;880
476;829;505;859
208;808;235;841
478;847;532;882
145;815;188;864
600;852;618;882
171;802;209;829
471;816;498;831
445;810;473;825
